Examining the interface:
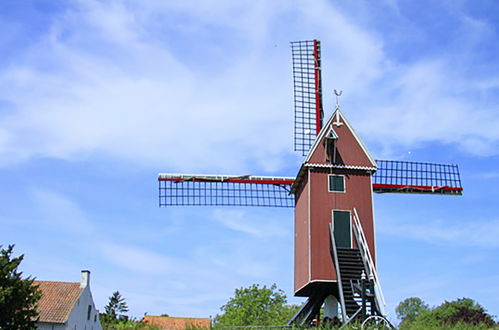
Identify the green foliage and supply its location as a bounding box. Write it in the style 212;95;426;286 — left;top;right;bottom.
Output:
101;291;130;326
444;306;495;327
396;297;430;323
399;323;496;330
0;244;42;330
107;291;129;318
399;297;497;329
213;283;300;327
101;319;162;330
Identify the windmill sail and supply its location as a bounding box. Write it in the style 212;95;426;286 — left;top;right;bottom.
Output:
159;160;462;207
372;160;463;194
291;40;323;156
158;174;295;207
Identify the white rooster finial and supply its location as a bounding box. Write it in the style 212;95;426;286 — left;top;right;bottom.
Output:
333;89;343;126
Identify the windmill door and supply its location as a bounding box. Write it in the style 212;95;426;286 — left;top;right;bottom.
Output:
333;210;351;248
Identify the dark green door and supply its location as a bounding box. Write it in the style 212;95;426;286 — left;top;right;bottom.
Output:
333;210;351;248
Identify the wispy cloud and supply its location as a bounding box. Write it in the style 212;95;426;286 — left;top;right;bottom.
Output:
212;210;288;238
31;188;95;234
473;172;499;179
98;242;190;275
13;186;285;317
1;0;498;172
379;217;499;248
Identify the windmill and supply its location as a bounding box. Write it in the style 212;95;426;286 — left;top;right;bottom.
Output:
158;40;463;327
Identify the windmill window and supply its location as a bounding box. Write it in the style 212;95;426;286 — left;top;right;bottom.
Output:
325;129;338;163
328;175;345;192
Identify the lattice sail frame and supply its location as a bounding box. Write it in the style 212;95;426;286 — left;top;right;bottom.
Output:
158;161;462;207
158;174;295;207
291;40;323;156
373;160;462;194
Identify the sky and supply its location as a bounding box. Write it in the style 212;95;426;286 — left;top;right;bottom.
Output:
1;0;499;323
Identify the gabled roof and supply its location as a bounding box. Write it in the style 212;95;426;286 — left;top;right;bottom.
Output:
34;281;83;324
290;107;377;194
142;316;211;330
304;107;377;167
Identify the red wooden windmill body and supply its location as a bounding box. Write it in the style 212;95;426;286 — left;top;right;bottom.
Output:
158;40;462;326
292;109;378;297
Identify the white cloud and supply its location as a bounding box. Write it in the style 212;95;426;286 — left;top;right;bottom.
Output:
353;58;499;156
1;0;499;167
0;0;297;173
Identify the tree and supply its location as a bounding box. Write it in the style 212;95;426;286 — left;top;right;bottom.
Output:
213;284;300;327
416;298;495;328
398;297;496;329
396;297;430;324
101;291;129;323
0;244;41;330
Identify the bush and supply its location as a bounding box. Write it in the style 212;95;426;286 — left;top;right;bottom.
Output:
102;319;162;330
400;298;496;329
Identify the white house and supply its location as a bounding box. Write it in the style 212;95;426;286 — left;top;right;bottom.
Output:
35;270;102;330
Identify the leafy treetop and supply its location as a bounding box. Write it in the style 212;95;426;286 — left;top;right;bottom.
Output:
396;297;430;323
214;283;299;327
398;297;496;329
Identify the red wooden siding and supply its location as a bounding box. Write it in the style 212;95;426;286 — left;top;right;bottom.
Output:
294;109;376;296
309;169;375;280
308;113;375;168
294;171;310;294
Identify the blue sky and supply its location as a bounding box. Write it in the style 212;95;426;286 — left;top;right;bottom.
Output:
1;0;499;322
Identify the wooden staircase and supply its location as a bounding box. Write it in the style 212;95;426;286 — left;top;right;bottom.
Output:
336;247;379;319
329;209;387;324
336;247;363;317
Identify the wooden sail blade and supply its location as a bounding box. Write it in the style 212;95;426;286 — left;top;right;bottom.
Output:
372;160;463;195
158;174;295;207
291;39;323;156
158;159;463;208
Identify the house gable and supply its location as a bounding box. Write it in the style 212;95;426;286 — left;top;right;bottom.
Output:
34;281;83;324
34;271;102;330
305;108;377;168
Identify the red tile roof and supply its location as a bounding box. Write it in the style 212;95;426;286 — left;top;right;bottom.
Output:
34;281;83;324
142;316;211;330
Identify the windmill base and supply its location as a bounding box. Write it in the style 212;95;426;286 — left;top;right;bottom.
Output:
295;281;338;298
289;282;340;327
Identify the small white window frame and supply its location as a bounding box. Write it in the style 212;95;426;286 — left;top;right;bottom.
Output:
328;174;346;193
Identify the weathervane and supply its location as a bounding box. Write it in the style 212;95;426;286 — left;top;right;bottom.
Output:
333;89;343;126
334;89;343;107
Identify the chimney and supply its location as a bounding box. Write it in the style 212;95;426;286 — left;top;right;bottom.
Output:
80;270;90;288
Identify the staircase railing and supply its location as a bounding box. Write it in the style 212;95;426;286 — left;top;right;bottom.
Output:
351;208;386;316
329;222;348;322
